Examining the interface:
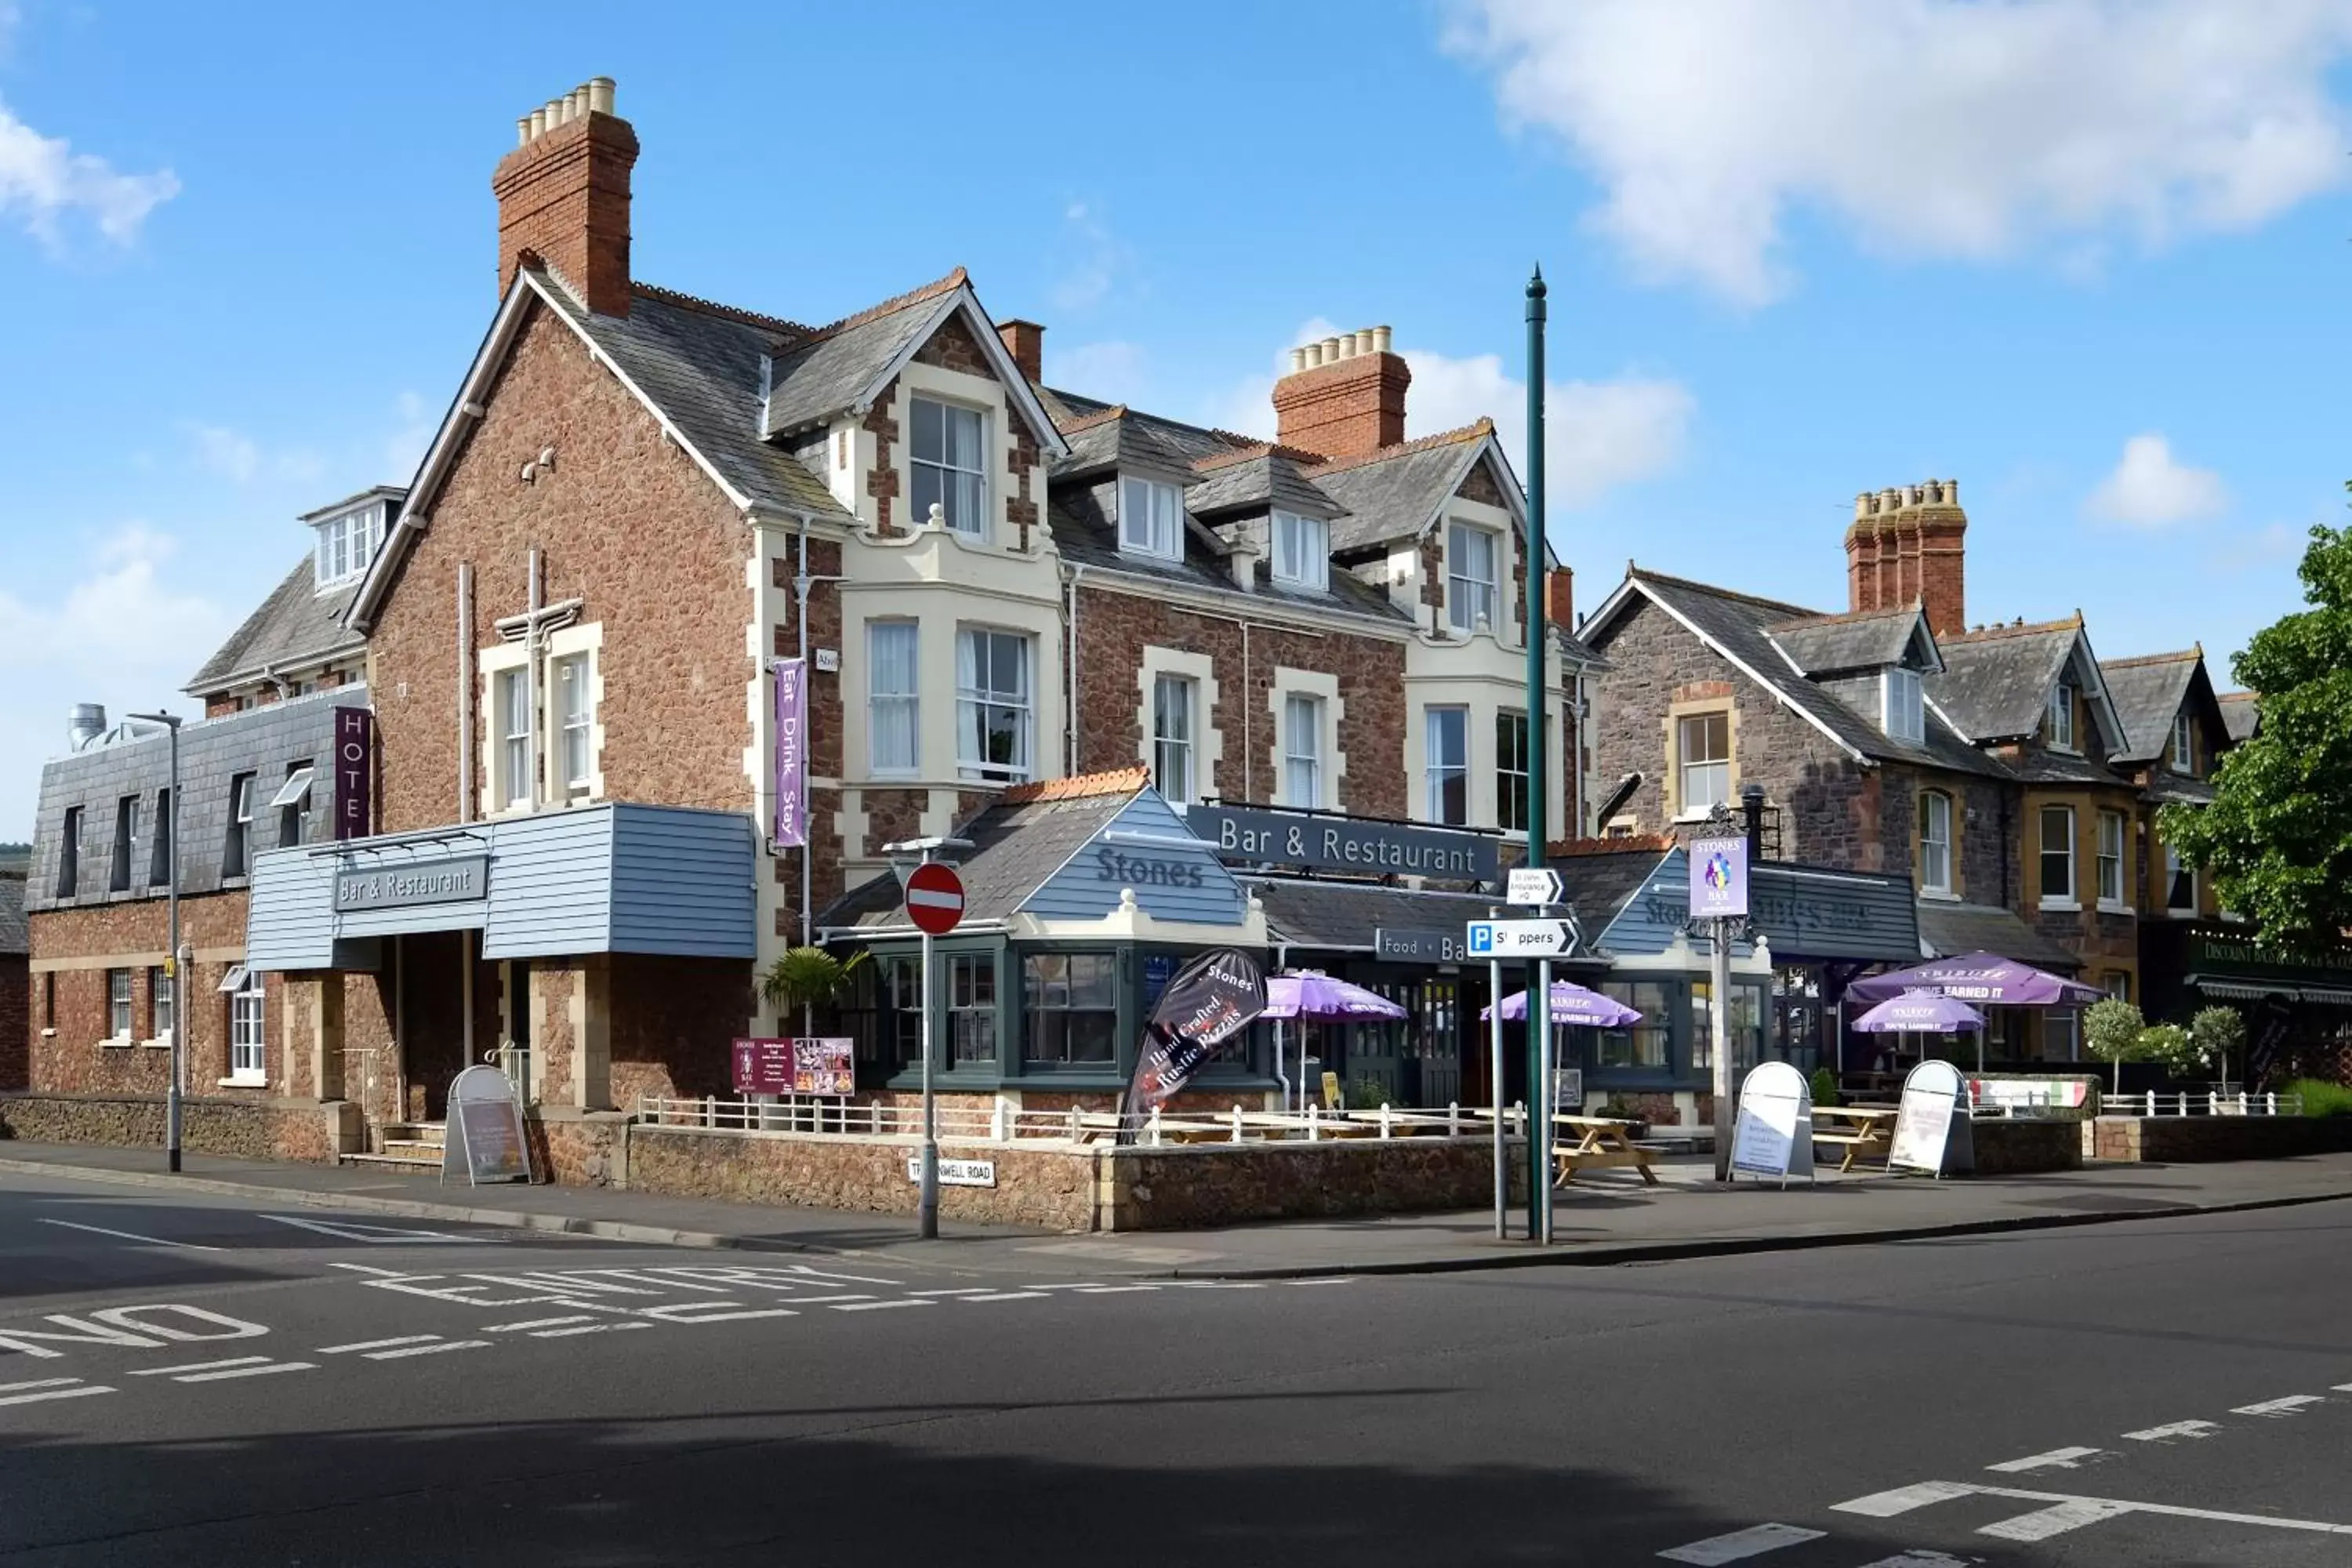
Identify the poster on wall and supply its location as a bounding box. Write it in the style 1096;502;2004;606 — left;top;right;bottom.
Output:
732;1036;855;1097
1116;948;1268;1142
772;658;808;851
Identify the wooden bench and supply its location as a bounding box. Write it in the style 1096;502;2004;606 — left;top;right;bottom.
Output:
1551;1114;1661;1187
1810;1105;1898;1172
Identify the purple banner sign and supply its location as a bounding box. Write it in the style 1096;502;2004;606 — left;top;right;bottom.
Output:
333;707;375;841
773;658;807;851
1688;835;1749;920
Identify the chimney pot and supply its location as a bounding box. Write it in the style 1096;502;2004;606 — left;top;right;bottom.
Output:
588;78;615;114
1374;325;1392;353
1340;332;1359;359
1878;488;1900;512
497;75;637;314
528;106;547;138
1275;321;1413;458
1289;347;1306;374
515;116;532;146
1903;484;1922;506
1320;336;1341;363
1943;477;1959;506
1303;343;1323;368
1853;492;1872;522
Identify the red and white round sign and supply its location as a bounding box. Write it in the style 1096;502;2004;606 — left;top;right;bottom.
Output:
904;861;966;936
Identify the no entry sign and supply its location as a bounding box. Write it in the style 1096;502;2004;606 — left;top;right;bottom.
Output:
904;861;965;936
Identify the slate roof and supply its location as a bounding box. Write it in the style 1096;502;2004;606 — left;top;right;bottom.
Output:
1247;877;1539;953
816;770;1147;933
2219;691;2259;743
1312;423;1499;554
1914;900;2082;972
1928;620;2082;742
1766;605;1929;677
1615;570;2006;777
1052;407;1220;481
2097;650;2200;765
187;557;368;696
1049;485;1410;626
1184;450;1345;518
0;875;26;957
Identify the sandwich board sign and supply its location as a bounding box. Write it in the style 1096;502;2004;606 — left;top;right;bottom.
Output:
1730;1060;1813;1186
441;1064;532;1186
1889;1058;1975;1178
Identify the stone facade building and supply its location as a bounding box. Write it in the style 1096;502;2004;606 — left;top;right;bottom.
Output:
0;855;25;1091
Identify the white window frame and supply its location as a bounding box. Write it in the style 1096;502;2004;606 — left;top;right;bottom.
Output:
1882;667;1924;744
150;965;172;1045
910;396;989;539
1446;522;1498;634
499;667;532;808
2039;804;2077;908
1497;709;1531;836
2165;844;2198;916
107;968;132;1040
2172;712;2194;771
2049;681;2076;750
554;653;592;794
225;774;255;879
1118;475;1183;562
1152;673;1196;803
1271;510;1328;590
956;627;1033;783
866;620;920;777
1676;712;1731;817
1283;693;1325;809
1918;789;1953;897
229;969;267;1083
2096;808;2126;909
1425;706;1469;825
312;503;384;590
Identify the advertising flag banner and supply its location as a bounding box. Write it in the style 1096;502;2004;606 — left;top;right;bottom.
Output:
1116;948;1267;1142
773;659;808;851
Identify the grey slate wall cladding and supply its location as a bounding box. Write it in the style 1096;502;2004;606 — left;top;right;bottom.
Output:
25;689;368;911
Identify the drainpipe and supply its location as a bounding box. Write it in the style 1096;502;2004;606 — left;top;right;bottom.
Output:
1241;620;1253;801
456;563;474;823
1064;562;1084;775
524;547;542;813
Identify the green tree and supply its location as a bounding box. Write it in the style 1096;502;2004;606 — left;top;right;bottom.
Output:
2083;998;2148;1094
2139;1022;2195;1076
2190;1005;2247;1091
758;946;868;1027
2160;517;2352;956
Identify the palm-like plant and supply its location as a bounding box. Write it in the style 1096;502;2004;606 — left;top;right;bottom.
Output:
759;946;869;1025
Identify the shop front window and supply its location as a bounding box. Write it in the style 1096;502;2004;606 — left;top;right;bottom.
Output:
946;953;997;1066
1596;980;1669;1069
1025;952;1118;1065
1690;981;1765;1072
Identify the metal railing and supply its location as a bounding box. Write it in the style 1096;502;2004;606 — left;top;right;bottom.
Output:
2095;1091;2303;1119
628;1094;1524;1147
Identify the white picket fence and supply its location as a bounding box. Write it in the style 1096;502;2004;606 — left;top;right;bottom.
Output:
2095;1090;2303;1119
629;1094;1523;1147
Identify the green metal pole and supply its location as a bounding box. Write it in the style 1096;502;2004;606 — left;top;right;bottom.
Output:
1523;267;1549;1241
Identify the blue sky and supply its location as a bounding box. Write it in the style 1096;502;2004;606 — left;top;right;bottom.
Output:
2;0;2347;834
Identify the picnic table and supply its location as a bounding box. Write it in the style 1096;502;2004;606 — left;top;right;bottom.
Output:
1810;1105;1899;1172
1552;1113;1661;1187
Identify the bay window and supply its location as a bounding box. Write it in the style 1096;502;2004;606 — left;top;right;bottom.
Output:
1025;952;1117;1065
1425;706;1468;825
1446;523;1497;633
867;622;920;775
956;628;1033;782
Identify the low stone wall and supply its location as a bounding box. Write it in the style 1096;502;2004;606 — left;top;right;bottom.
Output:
530;1109;630;1188
1971;1118;2081;1174
1101;1134;1530;1232
624;1126;1099;1232
0;1091;361;1162
2087;1114;2352;1163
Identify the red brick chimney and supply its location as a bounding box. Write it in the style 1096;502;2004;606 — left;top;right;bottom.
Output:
996;319;1044;385
492;78;637;318
1272;325;1410;459
1846;479;1966;640
1546;566;1574;627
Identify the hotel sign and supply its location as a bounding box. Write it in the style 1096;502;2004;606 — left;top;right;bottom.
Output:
1187;805;1498;880
335;855;488;913
332;708;374;840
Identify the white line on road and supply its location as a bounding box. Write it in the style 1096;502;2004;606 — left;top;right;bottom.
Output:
528;1323;652;1338
1853;1554;1976;1567
960;1292;1048;1302
2123;1420;2221;1442
1979;1498;2133;1541
1987;1446;2106;1472
829;1300;932;1312
484;1316;596;1333
0;1381;113;1408
319;1337;441;1355
262;1214;486;1244
1070;1285;1160;1294
907;1288;993;1296
173;1361;315;1383
128;1357;274;1377
328;1263;416;1277
365;1340;488;1359
0;1378;83;1395
1284;1278;1351;1287
2232;1395;2326;1417
2335;1383;2352;1393
34;1218;223;1251
1848;1480;2352;1538
1833;1482;1980;1518
1657;1522;1828;1562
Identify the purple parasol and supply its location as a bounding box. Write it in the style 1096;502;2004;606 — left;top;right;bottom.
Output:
1261;973;1408;1022
1851;993;1986;1034
1843;950;2106;1008
1480;981;1643;1027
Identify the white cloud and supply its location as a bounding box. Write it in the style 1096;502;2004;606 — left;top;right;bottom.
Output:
1445;0;2352;304
383;390;436;481
0;92;179;248
1049;201;1137;315
184;421;325;488
1212;319;1693;508
1044;340;1150;405
2085;433;2228;528
0;524;230;832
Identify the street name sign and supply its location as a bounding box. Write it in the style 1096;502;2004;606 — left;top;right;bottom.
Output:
1506;867;1565;907
1465;919;1577;957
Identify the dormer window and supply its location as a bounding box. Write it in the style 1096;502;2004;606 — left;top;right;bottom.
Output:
1446;521;1498;633
1881;667;1923;744
2049;681;2076;750
314;501;387;590
1271;510;1328;590
1118;475;1182;561
2172;712;2194;771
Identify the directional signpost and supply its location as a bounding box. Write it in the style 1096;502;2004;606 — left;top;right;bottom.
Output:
1465;919;1577;958
1506;866;1564;907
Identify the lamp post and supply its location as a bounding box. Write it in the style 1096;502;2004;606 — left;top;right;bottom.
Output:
125;712;184;1174
1523;267;1552;1242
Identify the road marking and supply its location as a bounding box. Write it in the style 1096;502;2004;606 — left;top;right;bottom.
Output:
484;1316;597;1333
1980;1497;2132;1541
0;1381;114;1408
262;1214;486;1244
960;1292;1048;1302
319;1336;441;1355
1070;1285;1160;1294
1657;1522;1827;1562
1853;1554;1976;1567
2123;1419;2220;1442
365;1340;488;1359
829;1300;931;1312
171;1360;314;1383
1285;1278;1351;1287
2334;1383;2352;1393
641;1305;798;1325
1833;1481;1979;1518
0;1378;84;1396
908;1288;993;1297
1987;1446;2105;1472
529;1323;652;1338
2232;1395;2325;1417
34;1218;223;1251
129;1356;274;1377
328;1263;415;1278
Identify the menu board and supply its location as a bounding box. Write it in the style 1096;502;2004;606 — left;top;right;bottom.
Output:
1730;1061;1813;1185
441;1065;532;1186
733;1036;855;1097
1890;1058;1973;1177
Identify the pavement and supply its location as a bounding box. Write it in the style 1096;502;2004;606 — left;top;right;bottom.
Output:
0;1136;2347;1279
2;1160;2350;1565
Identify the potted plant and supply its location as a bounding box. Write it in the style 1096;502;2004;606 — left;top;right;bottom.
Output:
758;945;869;1032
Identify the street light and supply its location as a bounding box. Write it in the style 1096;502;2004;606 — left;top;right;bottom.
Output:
124;711;186;1174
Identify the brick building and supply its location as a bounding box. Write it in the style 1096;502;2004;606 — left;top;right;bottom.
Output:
0;850;26;1091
